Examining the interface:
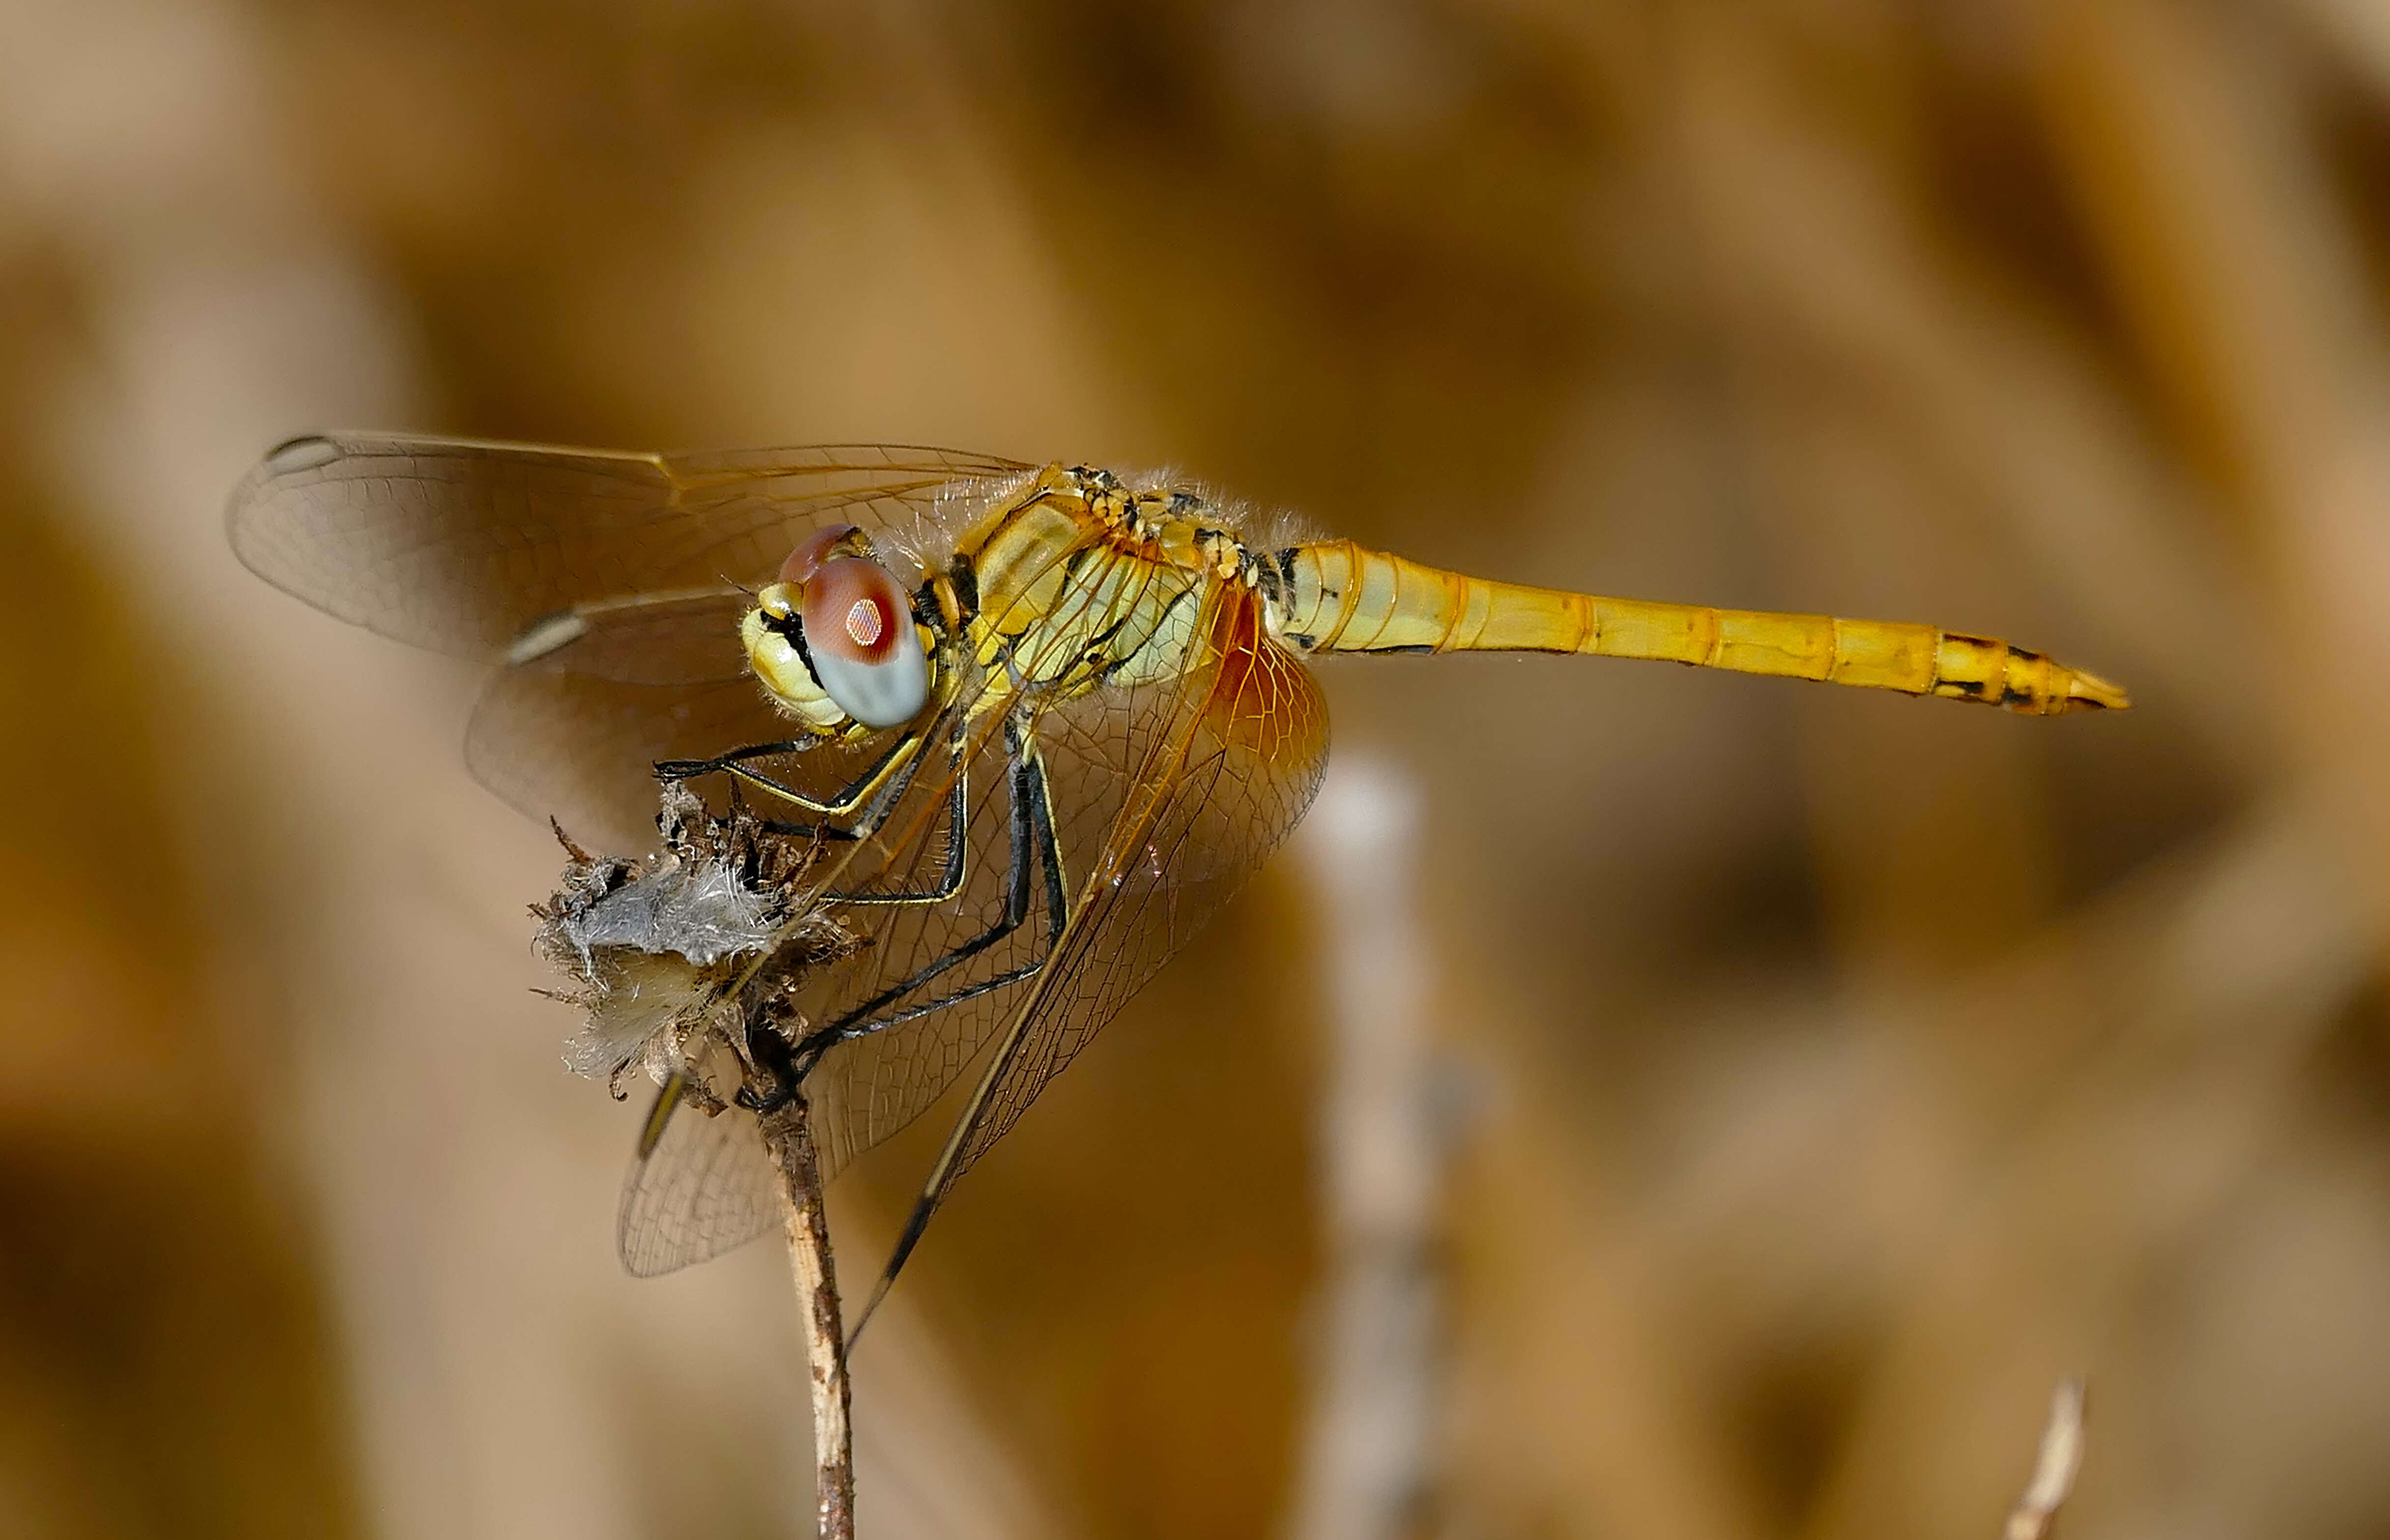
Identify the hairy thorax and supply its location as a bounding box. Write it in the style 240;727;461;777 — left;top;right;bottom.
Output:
949;464;1278;706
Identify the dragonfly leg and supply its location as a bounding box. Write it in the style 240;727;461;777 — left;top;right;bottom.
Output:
771;720;937;843
656;722;929;822
654;738;813;773
776;707;971;903
782;715;1068;1074
845;733;1075;1333
740;716;1049;1114
825;755;969;906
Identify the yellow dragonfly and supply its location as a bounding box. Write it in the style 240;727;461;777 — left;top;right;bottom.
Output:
229;434;2125;1304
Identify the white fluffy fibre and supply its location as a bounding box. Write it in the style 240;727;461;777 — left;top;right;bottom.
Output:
547;852;780;1082
554;854;776;970
562;949;711;1080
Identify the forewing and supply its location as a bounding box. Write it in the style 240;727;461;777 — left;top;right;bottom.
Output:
617;1083;784;1277
225;433;1026;848
227;432;1028;655
462;591;790;849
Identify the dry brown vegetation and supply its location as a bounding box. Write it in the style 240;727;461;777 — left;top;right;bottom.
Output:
6;1;2390;1537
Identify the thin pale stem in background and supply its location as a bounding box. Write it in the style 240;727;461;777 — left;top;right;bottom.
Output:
760;1094;856;1540
1288;757;1449;1540
2004;1379;2086;1540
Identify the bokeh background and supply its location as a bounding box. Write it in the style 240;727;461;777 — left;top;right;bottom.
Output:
8;0;2390;1537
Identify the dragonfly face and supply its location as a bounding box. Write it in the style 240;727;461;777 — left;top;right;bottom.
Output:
740;530;939;733
226;432;2122;1306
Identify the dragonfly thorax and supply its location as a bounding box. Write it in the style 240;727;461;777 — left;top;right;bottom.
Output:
948;464;1278;700
741;463;1306;742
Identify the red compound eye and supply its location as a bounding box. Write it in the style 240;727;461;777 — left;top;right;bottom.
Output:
801;557;907;665
778;523;861;587
795;555;929;728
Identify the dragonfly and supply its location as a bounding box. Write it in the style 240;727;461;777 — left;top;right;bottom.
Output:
229;433;2127;1311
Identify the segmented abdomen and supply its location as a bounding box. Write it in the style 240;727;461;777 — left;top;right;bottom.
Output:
1271;540;2127;716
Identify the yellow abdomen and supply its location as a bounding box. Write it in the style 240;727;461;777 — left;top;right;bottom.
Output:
1271;540;2127;716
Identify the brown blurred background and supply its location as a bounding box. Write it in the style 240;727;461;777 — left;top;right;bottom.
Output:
8;0;2390;1537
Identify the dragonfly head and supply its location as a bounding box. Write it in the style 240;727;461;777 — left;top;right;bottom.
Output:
742;526;934;732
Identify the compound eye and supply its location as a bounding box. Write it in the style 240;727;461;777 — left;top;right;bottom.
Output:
779;523;862;587
799;556;928;728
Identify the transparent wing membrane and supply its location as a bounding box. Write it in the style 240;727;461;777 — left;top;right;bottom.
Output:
933;587;1326;1191
617;1081;784;1278
465;668;796;854
227;433;1028;655
798;544;1230;1179
462;589;777;847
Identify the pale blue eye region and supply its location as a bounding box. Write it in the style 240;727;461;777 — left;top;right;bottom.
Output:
814;630;928;727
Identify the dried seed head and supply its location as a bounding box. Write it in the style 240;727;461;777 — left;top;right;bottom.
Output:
532;784;854;1101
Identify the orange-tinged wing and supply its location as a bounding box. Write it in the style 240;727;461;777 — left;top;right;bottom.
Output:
773;541;1220;1177
957;583;1328;1166
851;580;1329;1318
620;574;1329;1282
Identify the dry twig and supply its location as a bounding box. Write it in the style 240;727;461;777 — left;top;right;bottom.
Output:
761;1092;856;1540
2004;1379;2087;1540
534;786;859;1538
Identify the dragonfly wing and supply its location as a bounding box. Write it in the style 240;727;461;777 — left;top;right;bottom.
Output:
788;550;1250;1179
617;1080;784;1277
949;581;1329;1175
462;589;792;849
227;433;1030;656
602;692;1033;1270
467;672;795;853
459;564;1019;855
847;581;1329;1313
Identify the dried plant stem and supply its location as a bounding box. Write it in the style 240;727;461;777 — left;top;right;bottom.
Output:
758;1093;855;1540
2004;1378;2086;1540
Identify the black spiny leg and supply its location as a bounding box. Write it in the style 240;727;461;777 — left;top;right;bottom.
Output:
653;737;813;777
655;723;930;838
827;734;968;905
789;714;1067;1065
848;743;1073;1336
